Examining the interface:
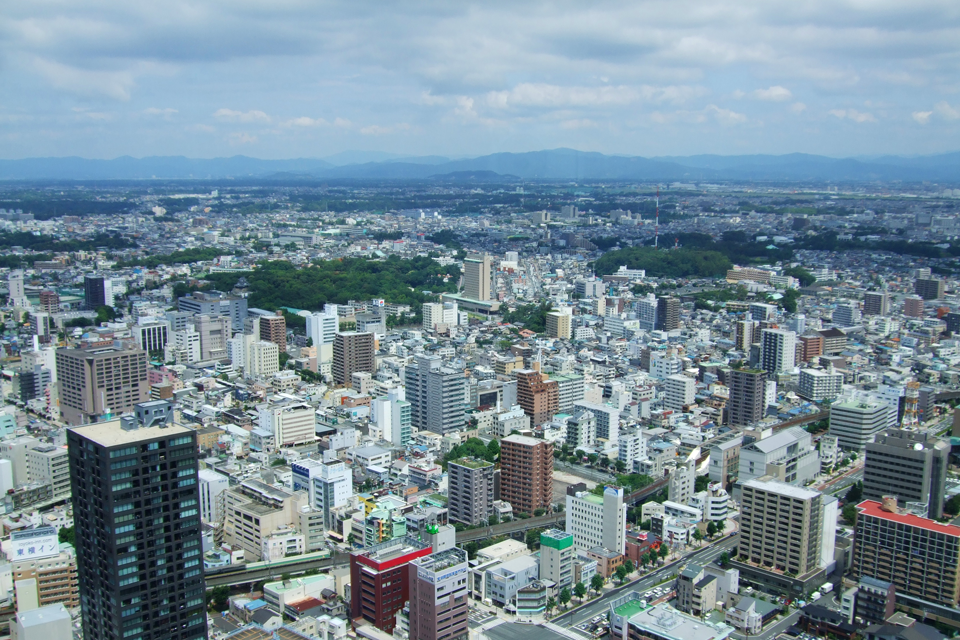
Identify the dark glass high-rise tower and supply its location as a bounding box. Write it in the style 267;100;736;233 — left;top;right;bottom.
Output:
68;418;207;640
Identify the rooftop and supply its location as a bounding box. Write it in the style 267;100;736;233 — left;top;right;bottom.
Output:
628;603;734;640
743;477;819;501
70;418;192;448
857;500;960;537
615;598;649;619
451;456;493;469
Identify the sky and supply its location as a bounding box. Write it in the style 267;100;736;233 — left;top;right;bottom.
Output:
2;0;960;160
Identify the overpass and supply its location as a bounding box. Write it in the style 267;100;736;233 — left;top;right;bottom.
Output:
455;511;566;543
204;553;350;588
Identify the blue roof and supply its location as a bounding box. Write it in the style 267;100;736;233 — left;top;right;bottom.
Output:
245;599;268;611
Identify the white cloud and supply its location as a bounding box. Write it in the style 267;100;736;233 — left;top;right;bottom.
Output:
483;83;706;110
32;57;134;101
935;101;960;121
285;116;329;127
213;108;271;123
228;132;258;144
752;86;792;101
143;107;178;116
790;102;807;113
912;111;933;124
706;104;747;125
829;108;877;123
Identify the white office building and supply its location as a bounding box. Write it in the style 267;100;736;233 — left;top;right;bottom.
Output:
664;374;695;410
760;329;796;374
198;468;230;523
798;369;844;402
738;426;820;485
566;486;626;554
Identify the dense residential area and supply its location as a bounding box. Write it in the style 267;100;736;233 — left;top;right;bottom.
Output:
1;177;960;640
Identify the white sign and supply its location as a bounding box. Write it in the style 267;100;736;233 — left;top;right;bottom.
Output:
10;528;59;561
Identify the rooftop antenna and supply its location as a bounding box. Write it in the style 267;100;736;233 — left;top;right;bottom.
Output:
655;186;660;249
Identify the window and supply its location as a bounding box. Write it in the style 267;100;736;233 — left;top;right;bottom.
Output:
110;447;137;459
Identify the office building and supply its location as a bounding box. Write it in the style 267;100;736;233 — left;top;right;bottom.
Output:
669;460;696;505
177;290;247;331
655;296;680;331
259;312;287;352
798;334;824;363
573;401;619;443
198;468;229;523
515;369;559;426
760;329;796;374
738;477;823;589
635;294;657;331
407;548;469;640
8;270;27;308
829;399;897;452
904;295;925;318
332;332;374;386
67;418;207;640
854;498;960;607
749;302;777;322
500;434;553;515
133;321;169;354
565;408;596;450
191;314;230;361
448;457;494;526
832;303;861;327
463;254;493;302
25;444;70;500
551;373;585;412
405;355;466;435
422;302;459;331
8;526;79;610
38;290;59;315
734;320;757;352
166;326;201;364
539;529;575;589
10;604;72;640
738;426;820;485
83;275;112;310
863;291;890;316
728;369;765;427
350;537;432;633
546;310;572;339
305;310;338;365
246;340;279;378
664;374;695;410
566;486;626;554
709;432;743;485
258;401;316;447
798;368;843;402
915;277;945;300
862;429;950;519
291;459;353;531
56;346;149;425
371;387;412;447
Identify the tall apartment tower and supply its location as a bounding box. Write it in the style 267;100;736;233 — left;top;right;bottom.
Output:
728;369;765;427
259;312;287;353
404;355;466;435
663;374;695;410
83;275;110;310
8;270;27;308
67;419;207;640
546;310;572;339
903;295;925;318
760;328;796;374
739;477;822;579
39;289;60;314
56;346;150;425
862;429;950;519
191;314;230;361
332;331;375;386
735;320;758;351
447;457;494;526
514;369;559;426
463;254;493;301
863;291;890;316
305;310;338;365
655;296;680;331
915;277;945;300
407;549;469;640
500;434;553;515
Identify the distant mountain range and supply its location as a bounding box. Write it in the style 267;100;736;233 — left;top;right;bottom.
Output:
2;148;959;182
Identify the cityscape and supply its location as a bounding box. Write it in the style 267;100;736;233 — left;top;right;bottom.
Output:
4;2;960;640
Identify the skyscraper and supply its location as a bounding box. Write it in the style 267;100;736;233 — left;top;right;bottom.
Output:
332;331;375;386
462;254;493;301
728;369;765;427
83;275;111;310
67;418;207;640
500;434;553;515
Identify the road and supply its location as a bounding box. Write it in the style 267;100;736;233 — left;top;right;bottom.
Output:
204;555;349;587
552;535;740;631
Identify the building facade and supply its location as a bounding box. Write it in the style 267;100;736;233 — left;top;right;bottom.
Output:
500;435;553;515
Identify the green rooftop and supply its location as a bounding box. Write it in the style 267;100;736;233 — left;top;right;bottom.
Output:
451;457;493;469
615;599;648;619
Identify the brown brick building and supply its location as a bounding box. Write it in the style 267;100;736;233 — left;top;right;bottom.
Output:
259;312;287;352
515;369;559;426
500;434;553;515
332;331;375;386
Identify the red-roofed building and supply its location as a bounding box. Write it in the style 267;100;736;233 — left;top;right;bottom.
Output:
854;499;960;606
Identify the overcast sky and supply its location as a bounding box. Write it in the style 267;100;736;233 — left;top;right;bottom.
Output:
3;1;960;160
